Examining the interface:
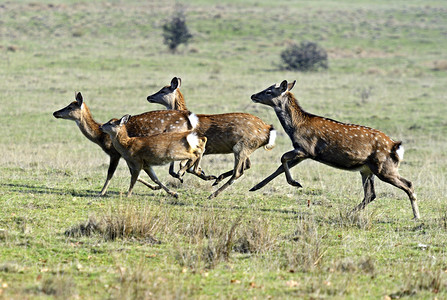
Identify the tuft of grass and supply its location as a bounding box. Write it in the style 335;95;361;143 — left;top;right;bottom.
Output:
282;215;327;272
175;212;241;271
388;263;447;298
40;273;77;299
234;217;278;254
334;256;376;275
332;207;378;230
65;204;165;243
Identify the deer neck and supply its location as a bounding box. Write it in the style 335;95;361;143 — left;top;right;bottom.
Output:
174;89;188;110
274;93;308;139
76;104;103;143
112;129;132;154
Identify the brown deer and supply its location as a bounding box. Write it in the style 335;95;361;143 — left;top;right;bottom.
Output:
53;92;200;195
249;80;420;219
100;114;207;198
147;77;277;198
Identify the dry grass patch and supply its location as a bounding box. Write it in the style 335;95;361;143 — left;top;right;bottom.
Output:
333;256;376;275
111;262;191;300
330;207;379;230
175;212;241;271
233;217;278;254
282;215;328;272
39;273;78;299
65;204;167;243
387;263;447;298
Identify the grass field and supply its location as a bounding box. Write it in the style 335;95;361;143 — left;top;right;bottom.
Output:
1;0;447;298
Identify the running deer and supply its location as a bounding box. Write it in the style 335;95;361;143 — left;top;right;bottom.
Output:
249;80;420;219
147;77;277;198
100;114;207;198
53;92;202;195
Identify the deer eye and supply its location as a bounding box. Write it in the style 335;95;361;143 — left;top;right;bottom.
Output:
266;90;272;95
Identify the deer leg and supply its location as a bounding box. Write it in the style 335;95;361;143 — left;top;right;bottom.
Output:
99;155;120;196
126;166;141;198
177;159;196;177
213;158;251;186
167;162;183;183
184;152;217;181
352;170;376;212
187;166;217;181
250;156;304;191
137;178;162;191
144;166;179;199
190;169;217;181
282;150;307;187
208;153;247;199
376;172;420;219
212;169;234;186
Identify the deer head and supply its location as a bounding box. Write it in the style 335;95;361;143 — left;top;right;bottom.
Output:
101;115;130;139
147;77;182;109
53;92;86;121
251;80;296;108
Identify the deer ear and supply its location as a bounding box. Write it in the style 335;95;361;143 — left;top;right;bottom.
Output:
279;80;288;93
287;80;296;91
171;77;179;90
76;92;83;106
120;114;131;126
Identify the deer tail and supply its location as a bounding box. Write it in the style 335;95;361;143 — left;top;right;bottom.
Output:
186;132;200;150
264;125;276;151
391;141;404;164
187;112;199;130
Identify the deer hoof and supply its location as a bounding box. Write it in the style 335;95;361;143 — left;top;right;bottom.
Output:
212;176;224;186
202;171;217;181
288;180;302;188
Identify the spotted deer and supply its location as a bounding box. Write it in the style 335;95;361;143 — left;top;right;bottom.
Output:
249;80;420;219
53;92;201;195
100;114;207;198
147;77;277;198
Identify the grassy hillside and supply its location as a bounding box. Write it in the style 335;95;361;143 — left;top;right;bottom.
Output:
1;0;446;298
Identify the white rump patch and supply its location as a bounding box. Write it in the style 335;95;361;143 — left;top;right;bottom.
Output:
396;145;405;160
186;132;200;149
188;113;199;129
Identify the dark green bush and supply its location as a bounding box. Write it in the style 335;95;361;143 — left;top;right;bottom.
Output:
280;41;328;71
162;9;193;52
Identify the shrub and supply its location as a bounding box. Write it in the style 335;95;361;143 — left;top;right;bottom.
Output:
162;8;193;52
280;41;328;71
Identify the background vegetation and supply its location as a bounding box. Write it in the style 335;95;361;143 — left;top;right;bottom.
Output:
1;0;446;298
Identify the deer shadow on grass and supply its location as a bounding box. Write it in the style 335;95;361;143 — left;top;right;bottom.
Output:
1;183;115;198
159;195;303;216
2;182;303;216
2;182;181;199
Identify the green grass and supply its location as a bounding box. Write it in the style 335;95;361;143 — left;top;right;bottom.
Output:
1;0;447;298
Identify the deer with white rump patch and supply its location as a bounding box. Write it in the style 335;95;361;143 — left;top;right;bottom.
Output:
100;114;207;198
53;92;203;195
249;80;420;219
147;77;277;198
